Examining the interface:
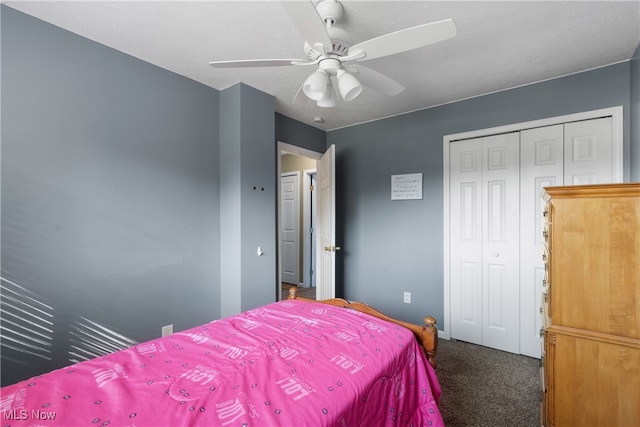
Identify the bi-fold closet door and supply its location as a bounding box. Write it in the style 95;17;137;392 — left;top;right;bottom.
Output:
450;117;614;357
450;132;521;353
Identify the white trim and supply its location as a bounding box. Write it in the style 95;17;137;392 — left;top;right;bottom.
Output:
302;168;317;288
328;61;629;132
442;106;624;340
442;140;451;340
611;107;624;182
277;141;323;300
444;107;623;142
279;142;323;160
281;171;300;180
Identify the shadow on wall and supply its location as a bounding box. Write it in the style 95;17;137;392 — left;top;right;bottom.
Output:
0;274;138;385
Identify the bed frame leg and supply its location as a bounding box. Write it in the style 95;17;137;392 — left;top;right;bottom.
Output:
423;316;438;369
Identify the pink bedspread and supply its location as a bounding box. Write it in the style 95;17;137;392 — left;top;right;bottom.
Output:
1;300;443;426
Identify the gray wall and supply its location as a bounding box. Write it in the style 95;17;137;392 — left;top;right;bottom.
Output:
632;44;640;182
1;6;221;385
327;62;635;329
219;84;280;316
276;113;327;154
235;84;276;312
219;85;243;316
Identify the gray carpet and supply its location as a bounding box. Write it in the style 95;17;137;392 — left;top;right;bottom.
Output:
436;338;541;427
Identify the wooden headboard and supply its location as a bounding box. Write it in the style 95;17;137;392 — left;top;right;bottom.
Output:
287;287;438;369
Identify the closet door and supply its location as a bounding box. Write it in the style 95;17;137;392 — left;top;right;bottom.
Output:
447;112;620;357
564;117;614;184
450;138;483;345
450;133;520;352
520;125;564;358
481;133;520;353
519;118;614;357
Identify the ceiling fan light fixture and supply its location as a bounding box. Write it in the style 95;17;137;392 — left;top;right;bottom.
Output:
210;1;457;110
317;81;337;107
336;69;363;101
303;70;329;101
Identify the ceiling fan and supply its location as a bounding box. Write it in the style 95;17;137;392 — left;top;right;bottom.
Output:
209;0;457;108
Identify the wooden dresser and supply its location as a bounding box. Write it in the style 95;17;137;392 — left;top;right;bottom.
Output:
540;183;640;426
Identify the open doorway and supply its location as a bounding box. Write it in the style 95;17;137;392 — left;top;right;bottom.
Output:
277;142;336;302
279;152;317;300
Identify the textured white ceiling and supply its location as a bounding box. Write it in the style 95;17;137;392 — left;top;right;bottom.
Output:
5;1;640;131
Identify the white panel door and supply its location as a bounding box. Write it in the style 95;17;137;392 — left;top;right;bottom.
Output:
450;133;520;352
281;173;299;285
316;145;336;300
450;139;483;345
519;125;564;358
564;117;613;185
446;109;622;357
481;133;520;353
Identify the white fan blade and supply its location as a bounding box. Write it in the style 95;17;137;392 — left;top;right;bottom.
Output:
293;83;308;105
350;65;404;96
349;19;456;61
281;1;333;54
209;59;309;68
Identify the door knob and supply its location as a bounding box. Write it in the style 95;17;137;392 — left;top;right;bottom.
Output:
324;245;341;252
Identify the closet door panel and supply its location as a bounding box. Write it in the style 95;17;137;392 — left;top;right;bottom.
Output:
564;117;613;185
520;125;564;357
481;133;520;353
450;139;483;345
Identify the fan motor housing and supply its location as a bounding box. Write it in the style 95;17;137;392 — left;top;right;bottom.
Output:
316;0;343;24
311;0;350;56
304;25;351;59
327;26;351;55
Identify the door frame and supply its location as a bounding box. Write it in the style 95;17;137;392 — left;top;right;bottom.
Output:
302;169;317;288
442;106;623;340
277;141;323;300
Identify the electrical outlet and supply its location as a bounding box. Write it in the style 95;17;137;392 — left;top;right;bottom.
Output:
403;292;411;304
162;324;173;337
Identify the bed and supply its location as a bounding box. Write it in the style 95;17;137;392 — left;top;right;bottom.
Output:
1;289;443;426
